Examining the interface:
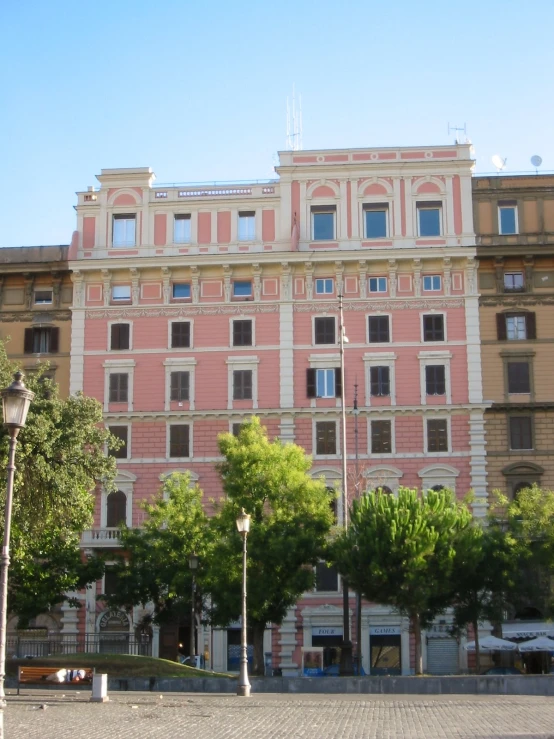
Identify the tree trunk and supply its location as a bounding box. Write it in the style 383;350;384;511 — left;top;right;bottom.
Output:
251;620;266;676
473;620;480;674
412;613;423;675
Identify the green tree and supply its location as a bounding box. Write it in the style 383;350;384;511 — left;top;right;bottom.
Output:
334;487;473;675
205;418;334;675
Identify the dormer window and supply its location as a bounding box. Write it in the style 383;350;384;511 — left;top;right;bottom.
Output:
34;289;53;304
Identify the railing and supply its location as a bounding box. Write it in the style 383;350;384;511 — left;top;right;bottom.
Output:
8;634;151;658
81;528;121;547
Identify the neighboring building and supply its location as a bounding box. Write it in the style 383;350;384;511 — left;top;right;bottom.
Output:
0;246;72;395
67;145;485;675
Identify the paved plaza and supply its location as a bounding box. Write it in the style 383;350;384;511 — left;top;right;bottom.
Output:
5;691;554;739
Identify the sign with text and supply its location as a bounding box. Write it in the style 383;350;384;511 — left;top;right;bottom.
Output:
370;626;401;636
312;626;343;637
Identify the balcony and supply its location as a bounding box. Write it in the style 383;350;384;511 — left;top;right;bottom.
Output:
81;528;122;548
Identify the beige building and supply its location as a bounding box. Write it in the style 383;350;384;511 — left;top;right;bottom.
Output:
474;175;554;498
0;246;72;396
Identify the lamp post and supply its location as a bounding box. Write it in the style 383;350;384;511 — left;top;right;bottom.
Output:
338;295;353;676
188;552;198;665
0;372;34;735
236;508;251;697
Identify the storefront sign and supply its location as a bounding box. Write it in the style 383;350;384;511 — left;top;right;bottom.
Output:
312;626;343;637
370;626;401;636
99;610;129;631
502;622;554;640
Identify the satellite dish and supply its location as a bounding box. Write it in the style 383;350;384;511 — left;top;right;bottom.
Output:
492;155;507;172
531;155;543;168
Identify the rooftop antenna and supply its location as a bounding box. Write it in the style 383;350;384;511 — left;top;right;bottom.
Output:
286;85;303;151
491;154;507;173
447;122;468;144
531;155;543;174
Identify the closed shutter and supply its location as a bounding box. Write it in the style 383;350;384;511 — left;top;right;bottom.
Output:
24;328;33;354
426;638;459;675
496;313;507;340
334;367;342;397
526;312;536;340
306;368;316;398
49;327;59;353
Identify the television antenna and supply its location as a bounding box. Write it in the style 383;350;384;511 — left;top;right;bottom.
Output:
447;122;468;144
491;154;507;173
286;86;303;151
531;155;543;174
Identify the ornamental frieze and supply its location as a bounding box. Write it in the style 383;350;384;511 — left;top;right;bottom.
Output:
479;295;554;308
0;310;72;322
86;303;280;320
294;299;465;313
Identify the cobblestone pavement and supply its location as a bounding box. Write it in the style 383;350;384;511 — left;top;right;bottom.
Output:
5;691;554;739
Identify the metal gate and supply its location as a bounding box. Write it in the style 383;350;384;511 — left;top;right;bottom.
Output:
426;638;459;675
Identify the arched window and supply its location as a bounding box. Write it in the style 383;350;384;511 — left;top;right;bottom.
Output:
513;481;532;499
431;484;445;492
375;486;393;495
106;490;127;527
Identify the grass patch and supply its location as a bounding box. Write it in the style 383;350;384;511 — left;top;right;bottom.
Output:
8;653;233;679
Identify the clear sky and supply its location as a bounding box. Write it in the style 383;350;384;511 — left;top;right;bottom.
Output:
2;0;553;248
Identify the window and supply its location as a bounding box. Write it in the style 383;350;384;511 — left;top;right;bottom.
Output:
314;317;336;345
112;214;136;247
499;202;518;235
108;426;128;459
106;490;127;527
369;277;387;293
368;316;390;343
427;419;448;452
423;314;445;342
307;368;341;398
233;320;252;347
110;323;130;351
507;362;530;393
509;417;533;450
417;202;441;236
171;321;191;348
34;289;52;304
174;214;191;244
315;278;334;295
371;420;392;454
497;312;536;341
364;204;388;238
423;275;441;292
172;283;191;300
233;370;252;400
314;562;339;592
370;366;390;397
103;568;119;597
425;365;446;395
24;327;59;354
170;371;190;401
316;421;337;455
169;425;190;458
504;272;524;292
232;422;243;437
238;211;256;241
109;373;128;403
112;285;131;301
311;206;336;241
233;281;252;298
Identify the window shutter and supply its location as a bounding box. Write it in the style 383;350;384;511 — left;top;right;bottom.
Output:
526;312;536;340
49;327;59;353
24;328;33;354
120;323;130;349
334;367;342;397
496;313;507;340
170;372;179;401
306;368;316;398
182;372;190;400
370;367;379;395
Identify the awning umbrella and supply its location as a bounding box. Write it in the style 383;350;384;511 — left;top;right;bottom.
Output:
518;636;554;652
465;635;517;652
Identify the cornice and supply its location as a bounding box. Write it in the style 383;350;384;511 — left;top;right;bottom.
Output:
86;304;279;319
487;402;554;412
294;298;466;312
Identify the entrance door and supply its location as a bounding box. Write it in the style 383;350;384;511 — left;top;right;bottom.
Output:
370;634;401;675
312;635;342;675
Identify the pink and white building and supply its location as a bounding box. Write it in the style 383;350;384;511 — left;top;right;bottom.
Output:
67;144;486;675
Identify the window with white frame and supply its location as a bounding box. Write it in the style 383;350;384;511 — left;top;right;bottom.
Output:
101;470;135;528
232;319;253;347
418;464;459;493
369;366;390;397
110;323;131;351
503;272;524;292
103;359;135;412
163;357;197;410
369;277;387;293
419;351;452;404
498;312;536;341
112;214;136;247
170;321;191;348
233;281;252;298
172;282;191;300
422;313;445;342
307;367;341;398
416;202;442;237
498;201;518;235
314;561;339;592
238;211;256;241
106;490;127;527
368;315;390;343
168;424;191;458
364;204;388;238
426;418;449;453
364;352;397;405
315;278;334;295
34;289;53;304
423;275;442;292
315;420;337;455
112;285;131;302
311;205;336;241
108;425;129;459
314;317;336;345
174;214;191;243
226;356;259;408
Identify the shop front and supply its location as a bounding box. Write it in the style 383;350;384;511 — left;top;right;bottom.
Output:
369;626;401;675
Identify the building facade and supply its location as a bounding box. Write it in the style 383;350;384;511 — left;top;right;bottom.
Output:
66;145;486;675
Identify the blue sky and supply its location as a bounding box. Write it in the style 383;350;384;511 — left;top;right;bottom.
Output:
2;0;553;247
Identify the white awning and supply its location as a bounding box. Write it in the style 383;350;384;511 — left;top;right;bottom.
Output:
502;622;554;639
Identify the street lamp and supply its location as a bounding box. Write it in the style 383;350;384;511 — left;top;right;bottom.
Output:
236;508;251;697
0;372;34;732
188;552;199;665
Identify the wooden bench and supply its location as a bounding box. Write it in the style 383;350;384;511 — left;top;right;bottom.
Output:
17;666;93;694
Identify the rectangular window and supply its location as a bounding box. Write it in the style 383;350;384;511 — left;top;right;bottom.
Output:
425;365;446;395
233;370;252;400
171;321;191;348
423;275;442;292
232;422;243;437
314;562;339;592
427;419;448;452
311;206;336;241
108;426;128;459
307;368;341;398
233;281;252;298
110;323;130;351
112;285;131;301
232;320;252;347
174;214;191;243
364;204;388;238
368;316;390;343
24;327;59;354
506;315;527;340
109;373;128;403
371;420;392;454
315;278;334;295
370;366;390;397
34;289;53;304
169;425;190;458
314;317;336;345
507;362;530;393
170;371;190;401
423;314;445;342
417;202;442;236
499;202;518;235
238;211;256;241
112;214;136;247
172;283;191;299
498;312;536;341
509;417;533;450
369;277;387;293
316;421;337;455
504;272;524;292
104;569;119;597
